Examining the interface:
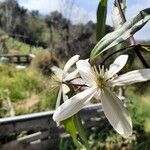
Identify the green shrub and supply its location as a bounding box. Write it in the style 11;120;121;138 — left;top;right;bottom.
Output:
0;63;58;115
0;64;45;101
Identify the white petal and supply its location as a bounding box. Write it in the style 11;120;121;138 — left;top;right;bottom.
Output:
64;70;79;81
106;55;128;79
76;59;96;86
71;78;85;85
62;84;70;101
51;66;63;80
111;69;150;86
53;87;97;123
64;55;79;73
55;87;62;109
100;88;132;138
94;89;101;100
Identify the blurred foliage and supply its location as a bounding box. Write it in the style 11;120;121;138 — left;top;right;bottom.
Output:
0;63;57;117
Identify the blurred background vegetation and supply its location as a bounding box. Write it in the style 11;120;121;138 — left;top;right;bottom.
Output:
0;0;150;149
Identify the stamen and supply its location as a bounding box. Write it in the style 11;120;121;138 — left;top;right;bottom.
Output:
102;65;105;77
98;65;101;74
93;65;99;75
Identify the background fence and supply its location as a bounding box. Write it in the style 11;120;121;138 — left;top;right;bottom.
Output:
0;55;32;64
0;104;106;150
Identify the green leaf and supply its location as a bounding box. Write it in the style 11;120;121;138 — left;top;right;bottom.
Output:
112;0;127;30
63;117;82;149
96;0;108;41
73;113;90;150
90;8;150;62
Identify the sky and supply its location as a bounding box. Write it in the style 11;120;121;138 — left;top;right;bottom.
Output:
17;0;150;40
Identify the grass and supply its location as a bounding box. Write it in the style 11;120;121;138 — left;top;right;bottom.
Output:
0;33;58;116
0;63;43;102
0;63;57;117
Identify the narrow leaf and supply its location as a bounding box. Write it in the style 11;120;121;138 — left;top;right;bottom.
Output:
90;8;150;61
96;0;108;41
63;117;82;149
73;113;90;150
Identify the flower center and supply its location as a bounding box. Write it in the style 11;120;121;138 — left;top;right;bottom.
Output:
96;76;106;89
92;65;107;89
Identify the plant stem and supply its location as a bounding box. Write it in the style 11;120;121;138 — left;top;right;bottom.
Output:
134;45;150;68
115;0;126;23
101;45;135;65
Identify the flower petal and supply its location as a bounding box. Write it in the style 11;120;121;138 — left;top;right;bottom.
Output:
51;66;63;80
55;87;62;109
100;88;132;138
64;55;79;73
53;87;97;123
111;69;150;86
62;84;70;101
64;70;79;81
71;78;85;85
76;59;96;86
106;55;128;79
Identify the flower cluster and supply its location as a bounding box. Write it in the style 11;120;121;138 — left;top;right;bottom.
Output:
51;55;150;138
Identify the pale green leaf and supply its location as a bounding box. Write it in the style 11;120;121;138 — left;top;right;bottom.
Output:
90;8;150;61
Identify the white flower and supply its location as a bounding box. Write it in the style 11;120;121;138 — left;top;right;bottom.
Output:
51;55;79;109
53;55;150;138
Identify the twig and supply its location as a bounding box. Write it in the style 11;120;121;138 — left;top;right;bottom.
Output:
134;45;150;68
115;0;126;23
101;45;135;65
64;82;88;88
